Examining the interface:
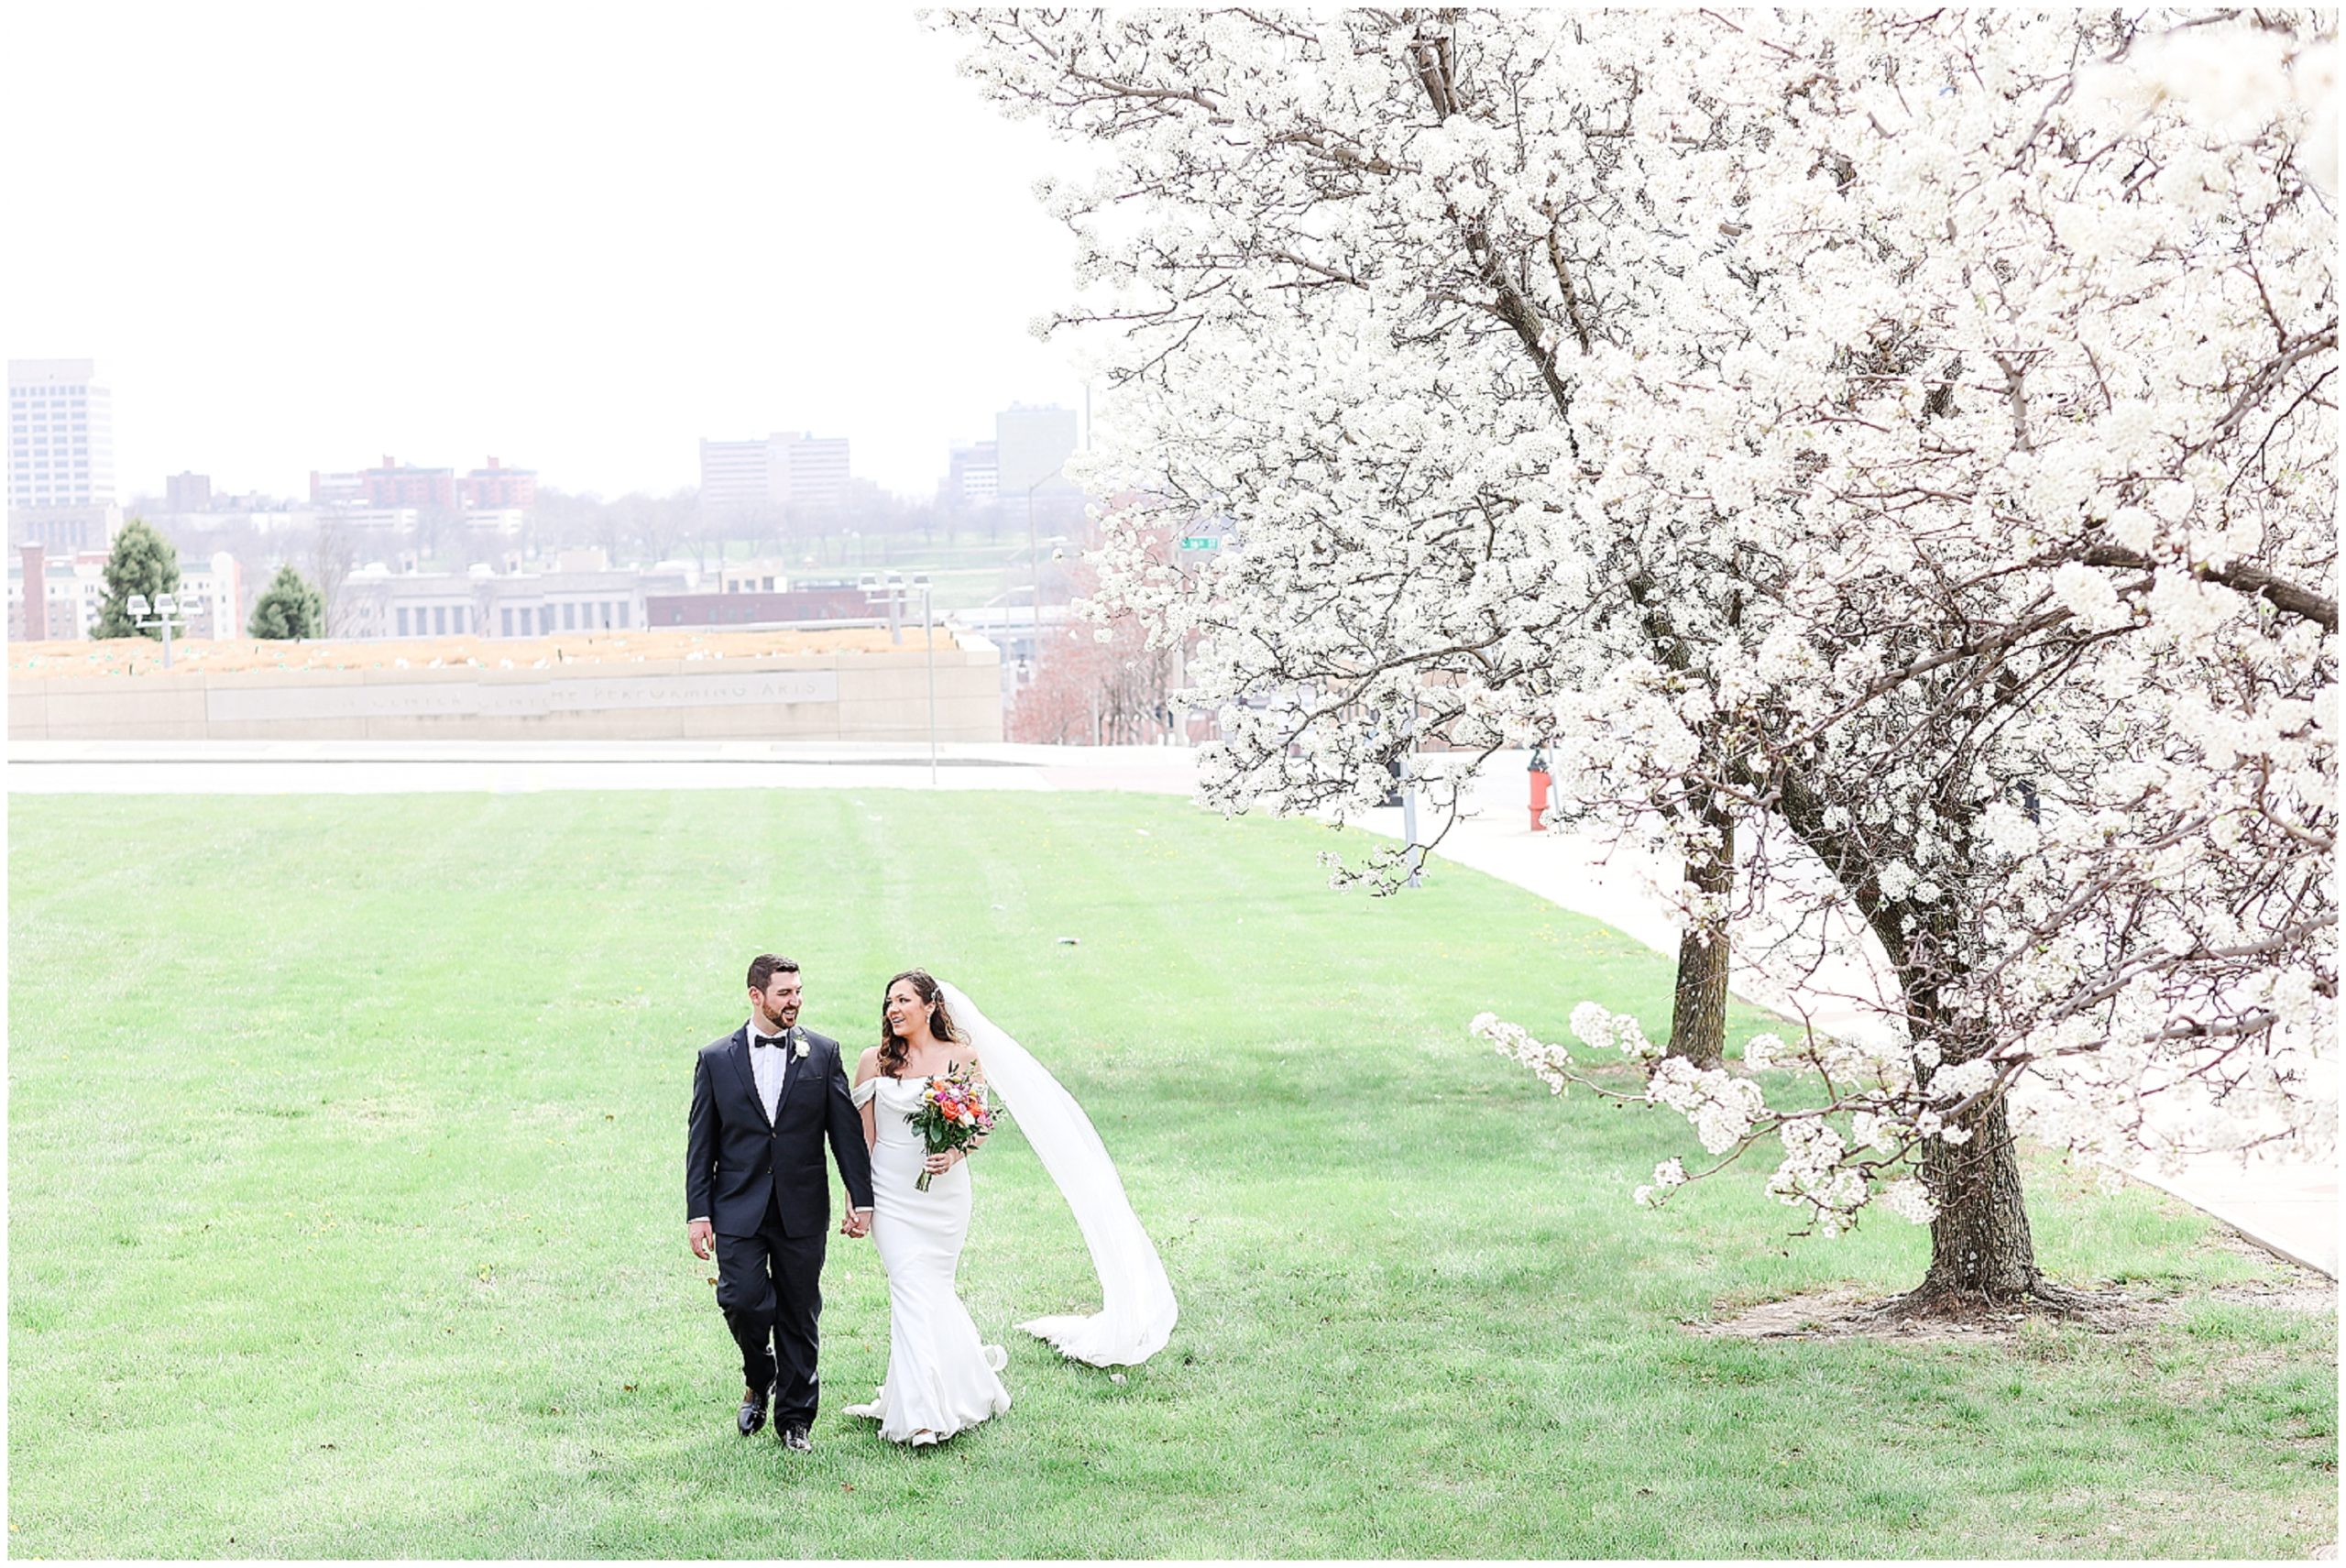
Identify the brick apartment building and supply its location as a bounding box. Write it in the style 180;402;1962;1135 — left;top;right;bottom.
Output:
308;455;536;512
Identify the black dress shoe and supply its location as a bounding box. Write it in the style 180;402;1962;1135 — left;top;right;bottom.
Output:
737;1387;769;1437
780;1424;813;1452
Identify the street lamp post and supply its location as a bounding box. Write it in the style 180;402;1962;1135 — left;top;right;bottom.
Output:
859;568;904;645
126;592;189;669
1399;762;1423;888
1391;704;1425;889
919;574;937;790
861;569;939;787
1025;475;1046;641
1024;465;1069;641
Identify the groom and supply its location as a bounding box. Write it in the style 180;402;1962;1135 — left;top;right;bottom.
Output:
686;954;874;1450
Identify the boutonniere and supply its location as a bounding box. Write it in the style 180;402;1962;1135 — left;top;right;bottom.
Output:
793;1035;809;1060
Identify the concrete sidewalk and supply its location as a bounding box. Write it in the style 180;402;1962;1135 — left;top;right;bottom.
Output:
10;738;2334;1277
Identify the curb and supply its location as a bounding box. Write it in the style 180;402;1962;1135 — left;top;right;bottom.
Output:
2121;1168;2338;1281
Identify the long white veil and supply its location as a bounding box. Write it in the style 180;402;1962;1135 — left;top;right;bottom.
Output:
940;981;1178;1366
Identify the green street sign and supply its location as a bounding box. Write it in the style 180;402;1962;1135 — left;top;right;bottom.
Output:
1178;536;1221;551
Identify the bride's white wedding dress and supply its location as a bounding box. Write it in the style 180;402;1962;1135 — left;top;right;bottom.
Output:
843;1073;1012;1444
845;983;1180;1447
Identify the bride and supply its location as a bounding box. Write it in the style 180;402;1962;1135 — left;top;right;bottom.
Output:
844;969;1177;1446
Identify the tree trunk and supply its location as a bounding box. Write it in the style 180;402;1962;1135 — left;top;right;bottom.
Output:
1770;780;2088;1316
1665;805;1731;1068
1913;1092;2044;1303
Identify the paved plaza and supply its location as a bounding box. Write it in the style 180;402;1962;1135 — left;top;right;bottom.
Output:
11;737;2335;1277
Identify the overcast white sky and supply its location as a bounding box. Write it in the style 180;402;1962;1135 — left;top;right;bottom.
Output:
5;5;1088;503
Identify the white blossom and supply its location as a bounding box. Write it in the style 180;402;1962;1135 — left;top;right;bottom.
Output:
1880;1179;1939;1225
948;7;2339;1249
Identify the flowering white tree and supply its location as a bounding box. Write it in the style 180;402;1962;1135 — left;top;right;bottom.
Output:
943;7;2336;1311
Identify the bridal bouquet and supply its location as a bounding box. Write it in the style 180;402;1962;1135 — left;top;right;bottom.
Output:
908;1067;995;1191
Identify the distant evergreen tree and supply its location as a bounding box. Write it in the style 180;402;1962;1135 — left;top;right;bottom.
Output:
247;565;326;640
94;518;181;640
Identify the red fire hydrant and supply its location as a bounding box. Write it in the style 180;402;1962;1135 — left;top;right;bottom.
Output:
1527;746;1552;831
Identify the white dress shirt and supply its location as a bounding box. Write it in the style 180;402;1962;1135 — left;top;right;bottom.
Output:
748;1021;790;1123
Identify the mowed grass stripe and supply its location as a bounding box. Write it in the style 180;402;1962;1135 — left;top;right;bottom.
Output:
6;790;2333;1557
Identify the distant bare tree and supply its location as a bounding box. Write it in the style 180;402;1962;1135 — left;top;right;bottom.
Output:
621;491;696;565
528;487;604;554
1010;551;1180;745
309;517;359;637
414;503;462;568
591;500;630;565
695;500;747;573
910;499;942;549
656;488;702;565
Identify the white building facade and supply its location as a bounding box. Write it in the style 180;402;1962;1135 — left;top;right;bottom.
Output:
7;548;104;640
333;555;702;641
177;552;245;638
8;545;238;641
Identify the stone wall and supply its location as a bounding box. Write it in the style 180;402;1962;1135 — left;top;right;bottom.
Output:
7;644;1003;743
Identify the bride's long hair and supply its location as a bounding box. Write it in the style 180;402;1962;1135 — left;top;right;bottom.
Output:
878;968;964;1078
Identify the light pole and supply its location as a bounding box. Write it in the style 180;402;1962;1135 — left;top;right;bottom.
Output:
918;574;937;790
126;592;189;669
860;569;904;645
1025;465;1072;699
861;569;939;786
1024;465;1066;641
1399;705;1424;888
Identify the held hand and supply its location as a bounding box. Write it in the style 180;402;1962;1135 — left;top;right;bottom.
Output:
687;1220;715;1260
840;1208;872;1239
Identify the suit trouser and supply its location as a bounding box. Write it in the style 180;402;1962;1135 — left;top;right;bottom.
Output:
714;1194;827;1428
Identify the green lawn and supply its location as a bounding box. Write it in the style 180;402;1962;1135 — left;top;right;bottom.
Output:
6;792;2335;1557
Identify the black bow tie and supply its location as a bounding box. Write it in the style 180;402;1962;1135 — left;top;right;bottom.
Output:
753;1033;792;1049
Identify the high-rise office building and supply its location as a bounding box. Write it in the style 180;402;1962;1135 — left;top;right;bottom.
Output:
779;433;850;510
946;441;999;507
698;432;851;515
699;437;778;515
8;358;121;551
995;403;1079;499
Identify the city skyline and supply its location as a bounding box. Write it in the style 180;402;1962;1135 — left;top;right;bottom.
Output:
104;397;1082;514
6;7;1090;504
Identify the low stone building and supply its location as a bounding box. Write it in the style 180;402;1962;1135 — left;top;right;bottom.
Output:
330;551;699;641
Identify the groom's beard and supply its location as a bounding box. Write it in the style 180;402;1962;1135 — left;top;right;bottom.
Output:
759;1003;798;1033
